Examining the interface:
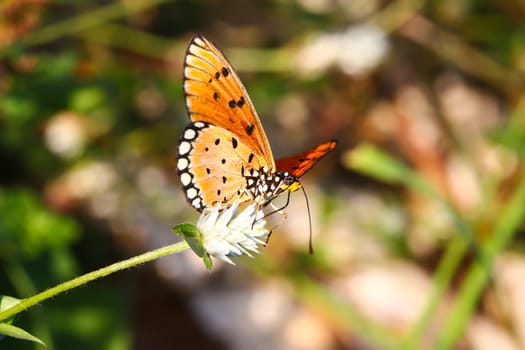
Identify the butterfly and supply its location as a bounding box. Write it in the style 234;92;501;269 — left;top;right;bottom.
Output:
177;35;336;212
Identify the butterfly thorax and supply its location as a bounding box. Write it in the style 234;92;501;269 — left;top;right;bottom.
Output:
242;166;301;205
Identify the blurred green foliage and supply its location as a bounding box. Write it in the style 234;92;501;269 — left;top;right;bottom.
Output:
0;188;79;260
3;0;525;349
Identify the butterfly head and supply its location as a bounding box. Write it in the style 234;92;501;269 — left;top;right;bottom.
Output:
279;172;302;193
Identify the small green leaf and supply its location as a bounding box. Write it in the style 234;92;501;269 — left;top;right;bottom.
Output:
203;253;213;270
0;296;21;324
173;223;205;257
0;322;45;345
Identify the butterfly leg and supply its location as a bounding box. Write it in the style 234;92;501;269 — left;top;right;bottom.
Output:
261;192;291;245
263;190;291;217
264;202;288;246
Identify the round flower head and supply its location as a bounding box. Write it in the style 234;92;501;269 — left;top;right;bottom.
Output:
197;202;269;264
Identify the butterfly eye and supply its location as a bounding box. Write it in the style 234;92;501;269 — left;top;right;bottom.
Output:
283;175;296;186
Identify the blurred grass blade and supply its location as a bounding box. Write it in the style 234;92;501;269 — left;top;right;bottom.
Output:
5;0;174;54
401;238;469;350
491;94;525;157
436;175;525;349
346;144;494;350
291;274;399;349
0;323;45;345
343;145;476;244
399;15;524;93
343;144;437;197
74;23;183;60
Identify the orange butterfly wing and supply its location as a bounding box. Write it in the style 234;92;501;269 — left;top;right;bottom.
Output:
275;140;337;178
178;122;270;211
179;35;337;211
183;35;275;169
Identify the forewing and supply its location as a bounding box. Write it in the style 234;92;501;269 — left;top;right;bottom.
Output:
275;140;337;178
183;35;275;168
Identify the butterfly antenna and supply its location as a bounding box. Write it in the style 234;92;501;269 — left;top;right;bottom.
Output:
300;185;314;254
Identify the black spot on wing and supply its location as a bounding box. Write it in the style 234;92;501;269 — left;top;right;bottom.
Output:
232;137;238;149
221;67;229;77
227;96;246;109
245;124;254;135
215;138;220;145
213;92;219;101
237;96;245;108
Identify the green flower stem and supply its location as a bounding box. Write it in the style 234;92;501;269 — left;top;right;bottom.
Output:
0;241;189;322
4;261;55;348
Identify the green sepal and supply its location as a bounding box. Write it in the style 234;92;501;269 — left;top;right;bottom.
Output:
0;322;45;345
202;252;213;270
173;223;204;256
173;223;213;270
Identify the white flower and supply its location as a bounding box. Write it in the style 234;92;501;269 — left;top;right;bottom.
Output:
197;202;270;264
